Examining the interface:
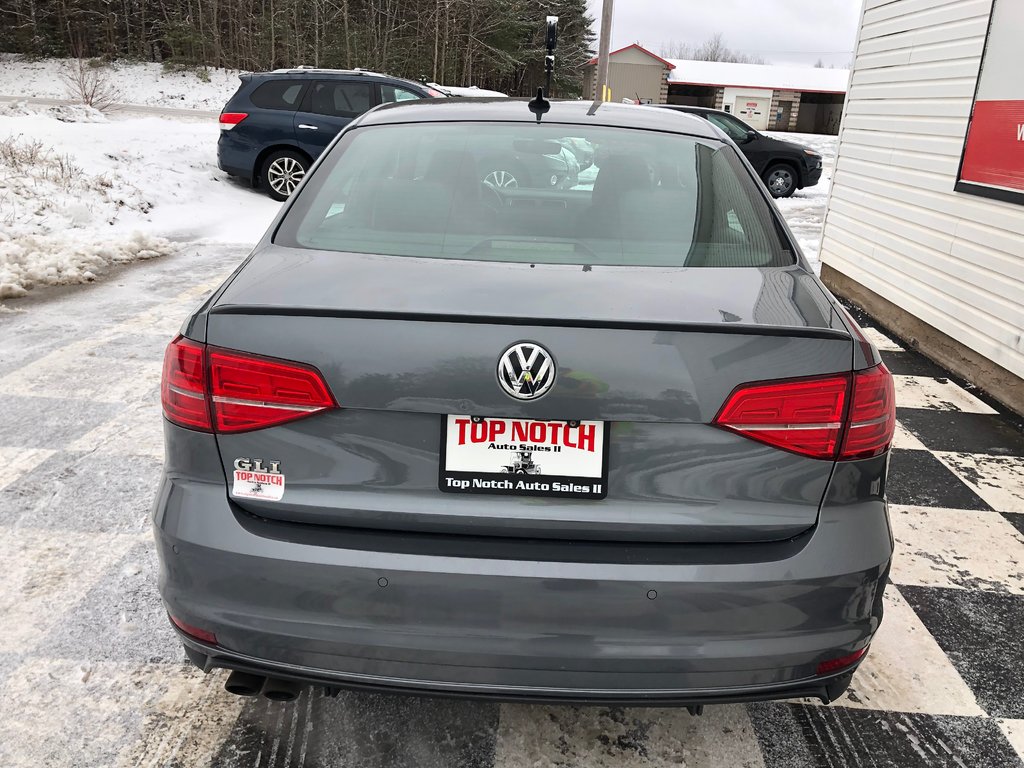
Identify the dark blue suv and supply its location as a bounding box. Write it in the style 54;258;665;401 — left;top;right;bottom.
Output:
218;68;442;200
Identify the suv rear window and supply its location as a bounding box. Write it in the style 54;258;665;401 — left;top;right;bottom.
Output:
250;80;307;110
275;122;793;268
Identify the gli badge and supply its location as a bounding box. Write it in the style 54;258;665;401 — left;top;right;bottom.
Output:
497;342;556;400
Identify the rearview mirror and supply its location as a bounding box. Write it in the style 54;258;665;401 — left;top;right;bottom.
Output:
744;130;757;144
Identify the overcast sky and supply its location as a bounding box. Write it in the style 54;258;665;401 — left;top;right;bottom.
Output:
584;0;862;68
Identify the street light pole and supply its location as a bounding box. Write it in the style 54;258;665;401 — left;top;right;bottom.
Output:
595;0;614;101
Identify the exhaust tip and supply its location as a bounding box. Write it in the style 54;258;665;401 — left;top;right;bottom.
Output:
262;677;303;702
224;670;265;697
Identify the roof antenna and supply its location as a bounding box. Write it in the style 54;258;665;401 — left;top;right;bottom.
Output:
529;15;558;122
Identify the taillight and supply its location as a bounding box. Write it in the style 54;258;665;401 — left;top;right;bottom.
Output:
839;363;895;460
162;337;211;430
713;363;895;461
714;373;849;459
160;336;336;433
817;646;868;676
209;348;335;432
219;112;248;130
169;614;218;645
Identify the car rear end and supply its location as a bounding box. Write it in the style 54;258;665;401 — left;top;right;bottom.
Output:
216;74;259;179
155;103;893;704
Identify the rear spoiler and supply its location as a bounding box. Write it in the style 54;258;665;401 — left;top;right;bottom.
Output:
209;304;853;341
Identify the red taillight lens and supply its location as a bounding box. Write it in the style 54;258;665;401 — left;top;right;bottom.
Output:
714;373;850;459
840;363;895;460
162;337;212;431
209;349;335;432
160;336;336;433
169;614;218;645
817;646;868;676
219;112;248;129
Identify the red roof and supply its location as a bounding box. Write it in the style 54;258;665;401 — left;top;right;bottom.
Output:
585;43;677;70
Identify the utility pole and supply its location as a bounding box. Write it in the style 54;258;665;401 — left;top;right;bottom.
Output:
595;0;614;101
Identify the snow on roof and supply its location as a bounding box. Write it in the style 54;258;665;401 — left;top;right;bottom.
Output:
666;59;849;94
429;83;508;98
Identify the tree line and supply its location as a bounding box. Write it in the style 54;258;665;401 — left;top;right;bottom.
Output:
0;0;595;96
660;33;767;65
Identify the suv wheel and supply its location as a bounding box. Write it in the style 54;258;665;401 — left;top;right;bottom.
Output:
764;164;796;198
262;150;309;201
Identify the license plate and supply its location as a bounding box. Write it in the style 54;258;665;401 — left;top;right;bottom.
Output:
439;415;608;500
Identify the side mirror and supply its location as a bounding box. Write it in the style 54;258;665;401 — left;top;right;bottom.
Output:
744;130;757;144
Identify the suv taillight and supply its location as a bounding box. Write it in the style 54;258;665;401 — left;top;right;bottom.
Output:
713;364;895;461
161;336;336;433
219;112;248;130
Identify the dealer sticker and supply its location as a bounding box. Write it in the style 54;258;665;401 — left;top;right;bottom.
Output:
232;468;286;501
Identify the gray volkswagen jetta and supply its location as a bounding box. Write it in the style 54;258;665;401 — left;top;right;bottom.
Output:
154;98;895;706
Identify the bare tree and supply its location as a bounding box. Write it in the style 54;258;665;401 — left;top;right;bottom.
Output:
59;56;123;111
661;33;767;65
660;40;694;59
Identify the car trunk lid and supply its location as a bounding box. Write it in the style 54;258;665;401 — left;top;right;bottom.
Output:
204;246;852;543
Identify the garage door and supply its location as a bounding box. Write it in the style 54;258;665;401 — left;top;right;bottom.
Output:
735;96;770;130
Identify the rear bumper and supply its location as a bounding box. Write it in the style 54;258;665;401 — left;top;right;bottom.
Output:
154;428;892;703
217;132;254;180
175;628;859;705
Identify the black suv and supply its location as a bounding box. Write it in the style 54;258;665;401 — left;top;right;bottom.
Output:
652;105;823;198
218;68;442;200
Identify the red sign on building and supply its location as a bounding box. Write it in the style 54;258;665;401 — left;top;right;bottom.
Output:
957;0;1024;201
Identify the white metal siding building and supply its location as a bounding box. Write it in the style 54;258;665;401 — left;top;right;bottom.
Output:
820;0;1024;414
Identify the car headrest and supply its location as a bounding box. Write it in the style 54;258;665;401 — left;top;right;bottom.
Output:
591;154;651;209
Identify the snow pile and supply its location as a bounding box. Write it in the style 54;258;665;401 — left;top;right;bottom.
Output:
0;55;240;111
0;233;169;299
0;99;109;122
0;104;279;301
0;133;172;298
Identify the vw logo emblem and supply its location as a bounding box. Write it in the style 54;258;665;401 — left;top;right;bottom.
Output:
497;342;556;400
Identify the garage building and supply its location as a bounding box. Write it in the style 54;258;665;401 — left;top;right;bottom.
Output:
819;0;1024;414
581;44;848;134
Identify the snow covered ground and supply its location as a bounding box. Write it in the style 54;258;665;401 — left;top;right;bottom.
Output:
0;101;279;302
0;54;241;111
766;130;837;269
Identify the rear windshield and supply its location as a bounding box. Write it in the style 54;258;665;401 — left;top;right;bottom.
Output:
275;122;794;268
